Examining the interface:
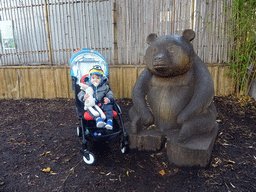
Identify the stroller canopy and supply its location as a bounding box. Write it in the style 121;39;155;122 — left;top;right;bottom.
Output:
70;48;109;83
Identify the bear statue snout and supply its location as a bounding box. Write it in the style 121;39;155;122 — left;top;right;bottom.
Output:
154;53;165;62
153;53;168;70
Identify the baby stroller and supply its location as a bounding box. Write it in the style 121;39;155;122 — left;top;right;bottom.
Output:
70;48;129;165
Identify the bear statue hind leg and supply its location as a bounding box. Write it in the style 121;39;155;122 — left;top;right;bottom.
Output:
178;103;217;143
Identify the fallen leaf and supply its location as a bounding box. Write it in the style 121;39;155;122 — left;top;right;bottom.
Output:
126;171;129;176
64;158;71;163
42;167;51;173
50;171;57;175
100;172;105;175
159;170;165;176
40;151;51;156
230;182;236;188
226;160;235;164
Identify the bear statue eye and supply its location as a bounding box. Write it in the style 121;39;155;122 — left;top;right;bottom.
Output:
151;47;157;54
167;46;175;53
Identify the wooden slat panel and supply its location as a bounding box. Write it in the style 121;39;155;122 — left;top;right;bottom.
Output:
67;68;74;99
4;68;19;99
28;67;44;99
2;68;11;99
137;66;146;78
0;65;235;100
218;66;234;96
0;68;6;99
0;68;10;99
122;67;137;98
41;68;56;99
109;66;123;99
54;68;69;98
208;66;219;96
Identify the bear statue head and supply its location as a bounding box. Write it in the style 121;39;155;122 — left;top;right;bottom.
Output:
144;29;196;77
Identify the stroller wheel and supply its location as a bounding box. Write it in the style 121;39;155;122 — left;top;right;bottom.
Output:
120;143;129;154
77;126;81;137
83;151;96;165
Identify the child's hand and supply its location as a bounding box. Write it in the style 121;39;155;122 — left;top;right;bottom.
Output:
104;97;110;104
83;94;89;100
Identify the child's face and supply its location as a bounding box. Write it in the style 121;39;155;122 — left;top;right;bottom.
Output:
91;74;102;87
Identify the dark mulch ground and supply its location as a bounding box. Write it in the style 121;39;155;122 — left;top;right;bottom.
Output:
0;96;256;192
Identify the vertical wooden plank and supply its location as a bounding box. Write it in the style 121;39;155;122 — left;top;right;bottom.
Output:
29;67;44;98
207;66;219;96
0;68;4;99
218;66;234;96
18;68;33;98
0;68;8;99
137;66;146;78
29;67;38;98
54;67;69;98
122;67;137;98
41;67;56;98
218;67;226;96
3;68;14;99
9;68;19;99
66;67;74;99
2;68;11;99
109;66;122;99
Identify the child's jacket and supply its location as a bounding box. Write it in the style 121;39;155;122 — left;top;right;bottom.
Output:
78;76;114;104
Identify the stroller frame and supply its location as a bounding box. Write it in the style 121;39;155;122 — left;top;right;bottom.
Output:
70;48;129;165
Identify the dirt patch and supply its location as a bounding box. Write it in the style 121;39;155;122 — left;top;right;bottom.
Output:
0;96;256;191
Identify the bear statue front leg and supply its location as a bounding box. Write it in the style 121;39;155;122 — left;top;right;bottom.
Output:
178;102;217;143
130;68;154;134
129;105;154;134
129;106;142;134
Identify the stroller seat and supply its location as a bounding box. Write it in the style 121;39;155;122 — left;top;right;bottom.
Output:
79;74;118;121
83;110;118;121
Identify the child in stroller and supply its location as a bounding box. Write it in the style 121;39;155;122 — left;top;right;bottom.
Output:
77;65;114;130
70;48;129;165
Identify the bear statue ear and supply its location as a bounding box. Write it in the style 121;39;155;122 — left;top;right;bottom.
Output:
182;29;195;42
146;33;158;45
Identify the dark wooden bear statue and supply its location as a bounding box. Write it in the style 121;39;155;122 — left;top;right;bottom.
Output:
129;29;217;143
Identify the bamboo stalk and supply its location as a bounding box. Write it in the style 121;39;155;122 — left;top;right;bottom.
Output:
113;0;118;65
23;0;33;64
104;0;110;63
68;0;74;55
30;0;40;64
85;0;91;48
44;0;53;65
82;0;89;49
5;0;14;65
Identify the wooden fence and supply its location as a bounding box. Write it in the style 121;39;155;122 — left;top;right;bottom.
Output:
0;64;234;99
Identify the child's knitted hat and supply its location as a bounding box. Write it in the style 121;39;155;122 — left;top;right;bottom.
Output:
89;65;104;86
89;65;104;77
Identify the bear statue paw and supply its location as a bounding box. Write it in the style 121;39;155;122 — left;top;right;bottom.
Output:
141;114;154;127
177;127;194;143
